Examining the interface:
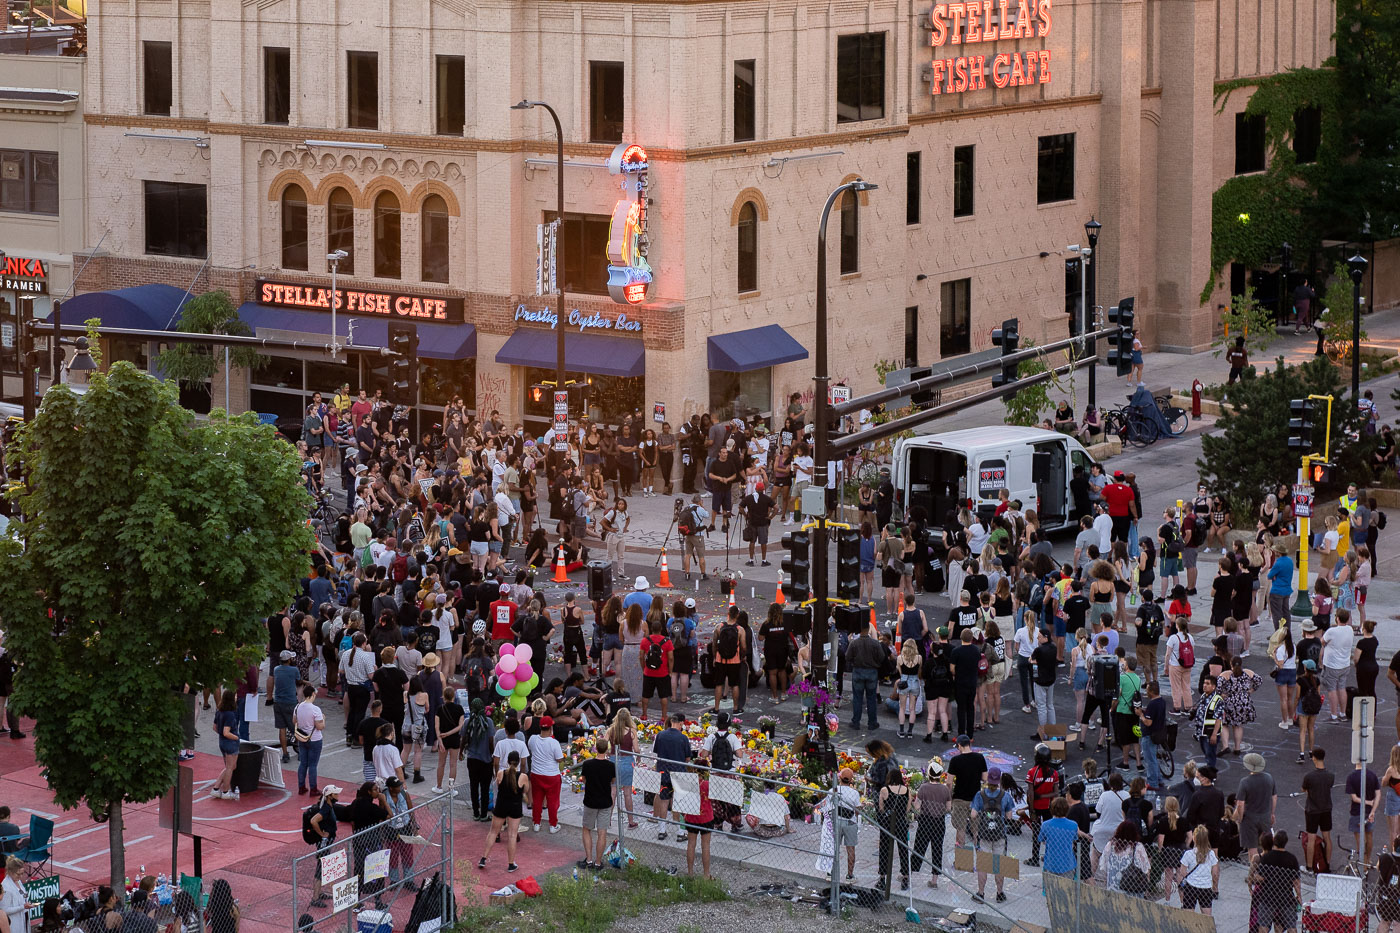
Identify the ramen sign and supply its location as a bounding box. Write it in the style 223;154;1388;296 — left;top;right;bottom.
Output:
928;0;1054;95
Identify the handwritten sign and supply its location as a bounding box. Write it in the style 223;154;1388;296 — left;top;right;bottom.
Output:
363;848;390;883
331;877;359;913
320;848;348;885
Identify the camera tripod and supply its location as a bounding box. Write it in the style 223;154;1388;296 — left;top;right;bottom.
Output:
654;497;683;567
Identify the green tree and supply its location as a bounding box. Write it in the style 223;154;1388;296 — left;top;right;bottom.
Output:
1197;356;1372;517
153;290;265;395
1212;288;1278;360
1002;339;1052;427
0;364;312;888
1317;261;1368;353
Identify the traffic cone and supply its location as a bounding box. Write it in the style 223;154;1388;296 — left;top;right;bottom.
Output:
868;602;877;632
658;549;672;588
552;549;569;583
774;575;786;606
728;589;737;609
897;592;905;616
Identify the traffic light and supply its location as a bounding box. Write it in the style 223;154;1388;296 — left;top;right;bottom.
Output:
783;606;812;640
906;367;937;407
387;322;419;407
18;318;39;373
835;527;860;599
991;317;1020;388
1309;461;1335;484
1288;398;1316;452
1107;298;1136;377
780;528;811;603
832;603;865;634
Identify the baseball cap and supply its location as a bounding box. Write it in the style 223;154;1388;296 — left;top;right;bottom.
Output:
540;716;554;729
447;548;463;557
988;767;1003;783
500;584;511;594
385;775;403;788
279;649;296;661
323;784;343;797
1113;470;1126;479
755;481;765;491
685;598;696;609
1302;658;1317;671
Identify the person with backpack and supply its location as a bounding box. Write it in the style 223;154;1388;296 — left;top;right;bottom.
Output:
1114;655;1144;772
668;600;697;704
303;785;349;908
757;602;792;703
1103;820;1151;897
1024;743;1062;867
512;597;553;690
637;617;674;722
1133;588;1164;687
970;768;1014;902
560;593;588;679
1164;617;1195;714
921;627;954;744
710;606;747;714
678;495;710;581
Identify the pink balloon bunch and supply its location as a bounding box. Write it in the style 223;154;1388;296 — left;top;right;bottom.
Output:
494;642;540;710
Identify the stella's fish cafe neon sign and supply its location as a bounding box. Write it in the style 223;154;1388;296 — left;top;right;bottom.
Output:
927;0;1054;95
605;142;652;306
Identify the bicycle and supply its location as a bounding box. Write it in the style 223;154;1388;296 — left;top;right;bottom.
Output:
1153;395;1190;437
309;493;342;547
1324;337;1354;366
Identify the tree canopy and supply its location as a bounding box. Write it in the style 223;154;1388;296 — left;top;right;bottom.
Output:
154;289;265;392
0;364;312;885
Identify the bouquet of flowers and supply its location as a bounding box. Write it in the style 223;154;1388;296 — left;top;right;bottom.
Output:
787;679;833;707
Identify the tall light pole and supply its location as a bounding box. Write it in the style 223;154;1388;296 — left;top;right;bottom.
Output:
1348;253;1368;400
1084;217;1101;409
512;100;568;451
1279;242;1292;327
327;249;348;359
812;178;877;694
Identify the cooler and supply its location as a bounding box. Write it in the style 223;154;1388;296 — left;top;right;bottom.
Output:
356;909;392;933
1302;873;1365;933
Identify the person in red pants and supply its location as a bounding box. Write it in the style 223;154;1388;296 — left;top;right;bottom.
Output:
526;716;565;832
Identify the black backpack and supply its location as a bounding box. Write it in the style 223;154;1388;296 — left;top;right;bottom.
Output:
710;731;735;771
678;506;701;537
644;636;666;671
1122;796;1152;837
302;804;323;845
716;623;740;660
669;618;689;647
465;657;490;694
977;790;1007;845
1139;605;1164;642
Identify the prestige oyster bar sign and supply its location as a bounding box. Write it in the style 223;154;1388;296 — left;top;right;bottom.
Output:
256;279;465;324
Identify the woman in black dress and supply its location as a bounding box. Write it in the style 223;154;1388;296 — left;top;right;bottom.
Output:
478;750;530;872
1208;557;1235;639
1355;617;1381;698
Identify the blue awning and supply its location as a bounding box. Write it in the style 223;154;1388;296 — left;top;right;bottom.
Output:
235;303;477;361
495;329;645;378
707;324;808;372
49;284;189;331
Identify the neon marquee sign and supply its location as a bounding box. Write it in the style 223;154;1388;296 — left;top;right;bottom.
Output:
605;142;652;305
927;0;1054;95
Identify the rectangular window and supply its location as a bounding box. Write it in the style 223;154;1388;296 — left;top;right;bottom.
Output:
1235;112;1267;174
905;306;919;366
435;55;465;136
734;60;756;142
1293;106;1321;164
953;144;975;217
1065;257;1083;331
708;369;772;422
940;278;971;356
835;32;886;124
1036;133;1075;204
589;61;624;143
906;151;921;225
263;47;290;124
839;192;859;275
0;150;59;215
545;211;612;296
143;41;172;116
346;51;378;130
143;180;207;259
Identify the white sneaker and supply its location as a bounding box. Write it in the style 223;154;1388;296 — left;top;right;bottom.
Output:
549;824;561;834
209;790;225;800
431;786;443;793
532;822;541;832
230;789;240;800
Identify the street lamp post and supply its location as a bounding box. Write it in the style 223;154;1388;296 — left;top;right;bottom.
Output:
1084;218;1101;409
326;249;348;359
1279;242;1292;327
1348;254;1368;400
513;100;568;450
812;178;877;695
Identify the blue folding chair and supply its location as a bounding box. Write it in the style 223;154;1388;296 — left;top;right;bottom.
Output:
15;815;54;880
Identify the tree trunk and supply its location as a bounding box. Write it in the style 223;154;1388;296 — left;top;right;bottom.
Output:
108;800;125;890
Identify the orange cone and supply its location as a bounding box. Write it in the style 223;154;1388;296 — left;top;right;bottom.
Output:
728;589;737;609
897;592;905;616
868;602;877;632
774;575;786;606
552;548;569;583
658;549;672;588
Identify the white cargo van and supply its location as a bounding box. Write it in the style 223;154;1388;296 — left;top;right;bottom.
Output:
891;426;1100;534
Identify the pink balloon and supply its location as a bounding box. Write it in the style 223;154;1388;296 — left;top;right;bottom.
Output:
514;643;534;664
498;673;517;691
515;662;533;682
498;643;515;656
498;654;519;675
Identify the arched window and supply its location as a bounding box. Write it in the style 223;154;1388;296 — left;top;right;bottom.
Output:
839;189;858;275
326;187;355;275
279;184;308;270
736;202;758;293
421;194;449;283
374;190;401;279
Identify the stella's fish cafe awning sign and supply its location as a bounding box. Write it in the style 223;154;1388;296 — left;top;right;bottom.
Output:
927;0;1054;95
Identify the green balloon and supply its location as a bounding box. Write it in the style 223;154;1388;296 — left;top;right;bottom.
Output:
526;673;540;690
509;695;528;710
513;682;530;695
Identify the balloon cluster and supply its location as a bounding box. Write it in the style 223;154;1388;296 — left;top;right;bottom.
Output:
494;643;538;711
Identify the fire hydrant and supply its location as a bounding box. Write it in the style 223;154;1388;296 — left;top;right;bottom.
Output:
1191;379;1204;419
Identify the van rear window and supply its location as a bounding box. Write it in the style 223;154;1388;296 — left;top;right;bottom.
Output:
905;448;967;530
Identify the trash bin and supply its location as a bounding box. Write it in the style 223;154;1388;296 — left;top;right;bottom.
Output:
586;560;613;602
233;741;265;793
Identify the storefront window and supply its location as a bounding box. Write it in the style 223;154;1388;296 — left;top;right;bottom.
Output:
248;354;304;420
522;366;643;426
306;356;361;396
708;368;772;422
421;356;475;408
107;338;150;372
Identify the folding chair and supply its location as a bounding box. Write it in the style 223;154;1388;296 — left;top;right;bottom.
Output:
15;815;54;880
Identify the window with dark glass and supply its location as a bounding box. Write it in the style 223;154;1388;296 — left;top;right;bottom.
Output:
953;144;975;217
1235;112;1266;174
737;202;758;293
373;191;401;279
1036;133;1074;204
839;190;859;275
734;60;756;142
347;51;378;130
1293;106;1321;164
326;187;355;275
906;151;921;225
143;41;173;116
836;33;885;123
905;306;919;366
940;278;971;356
589;61;624;143
0;150;58;215
545;211;611;295
708;369;772;422
1065;257;1083;330
421;194;450;283
264;47;290;124
280;184;308;270
144;181;206;258
524;366;641;424
436;55;465;136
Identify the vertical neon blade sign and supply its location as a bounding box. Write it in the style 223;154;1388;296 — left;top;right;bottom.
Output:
605;142;652;305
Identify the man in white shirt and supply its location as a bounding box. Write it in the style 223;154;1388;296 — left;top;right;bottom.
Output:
1073;515;1098;572
1092;504;1113;556
1013;623;1036;715
526;717;566;833
493;488;518;551
1320;609;1355;721
493;719;530;774
790;450;814;525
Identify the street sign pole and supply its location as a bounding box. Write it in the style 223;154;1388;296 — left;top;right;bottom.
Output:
1354;695;1375;863
553;390;569;452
